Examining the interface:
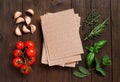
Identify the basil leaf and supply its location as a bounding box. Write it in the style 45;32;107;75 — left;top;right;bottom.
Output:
93;48;99;53
78;66;90;75
86;40;107;54
97;40;107;47
93;40;107;53
86;46;94;52
73;71;87;78
102;55;112;66
96;67;106;76
95;57;100;68
95;57;106;76
86;52;95;67
93;40;107;52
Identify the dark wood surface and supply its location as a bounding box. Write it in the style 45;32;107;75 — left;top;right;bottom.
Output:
0;0;120;82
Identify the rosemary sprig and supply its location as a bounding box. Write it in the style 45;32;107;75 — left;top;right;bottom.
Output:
83;10;101;27
84;18;109;40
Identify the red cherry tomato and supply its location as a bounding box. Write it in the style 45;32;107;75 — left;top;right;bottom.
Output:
25;40;35;49
12;57;23;68
20;64;31;75
16;41;24;49
13;49;23;57
26;48;36;57
27;56;36;65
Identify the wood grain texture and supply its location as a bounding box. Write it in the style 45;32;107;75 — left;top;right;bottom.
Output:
71;0;92;82
91;0;112;82
111;0;120;82
22;0;44;82
0;0;119;82
0;0;23;82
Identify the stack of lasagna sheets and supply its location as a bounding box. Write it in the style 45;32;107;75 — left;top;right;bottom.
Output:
40;9;84;67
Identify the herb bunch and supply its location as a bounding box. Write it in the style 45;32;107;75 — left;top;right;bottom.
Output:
82;10;100;27
86;40;107;67
73;10;112;78
84;18;109;40
73;40;112;78
73;66;90;78
83;10;109;41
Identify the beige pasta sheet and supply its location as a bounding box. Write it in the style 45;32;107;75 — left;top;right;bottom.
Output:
40;9;84;67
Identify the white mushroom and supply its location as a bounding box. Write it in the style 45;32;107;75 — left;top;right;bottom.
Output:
14;11;22;19
30;24;36;34
24;16;31;25
26;9;34;16
16;17;25;24
15;26;22;36
22;25;30;33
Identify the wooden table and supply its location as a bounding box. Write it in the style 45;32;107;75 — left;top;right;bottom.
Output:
0;0;119;82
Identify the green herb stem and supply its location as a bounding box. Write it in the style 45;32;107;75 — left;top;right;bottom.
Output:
84;18;109;40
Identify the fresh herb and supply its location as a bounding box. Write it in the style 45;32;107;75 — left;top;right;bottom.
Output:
73;71;88;78
86;46;94;52
93;40;107;53
102;55;112;66
95;57;106;76
84;18;109;40
73;66;90;78
78;66;90;75
73;10;111;78
96;67;106;76
86;40;107;53
86;52;95;67
82;10;100;27
94;57;100;68
86;40;107;67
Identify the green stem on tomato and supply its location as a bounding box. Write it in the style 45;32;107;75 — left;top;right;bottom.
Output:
20;47;29;66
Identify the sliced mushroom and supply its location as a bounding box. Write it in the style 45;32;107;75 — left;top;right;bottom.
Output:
25;16;31;25
14;11;22;19
16;17;25;24
30;24;36;34
26;9;34;16
22;25;30;33
15;26;22;36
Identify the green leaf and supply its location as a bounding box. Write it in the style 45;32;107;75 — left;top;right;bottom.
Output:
93;48;99;53
73;71;88;78
102;55;112;66
96;67;106;76
86;52;95;67
93;40;107;53
95;57;106;76
94;40;107;49
78;66;90;75
95;57;100;68
86;46;94;52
